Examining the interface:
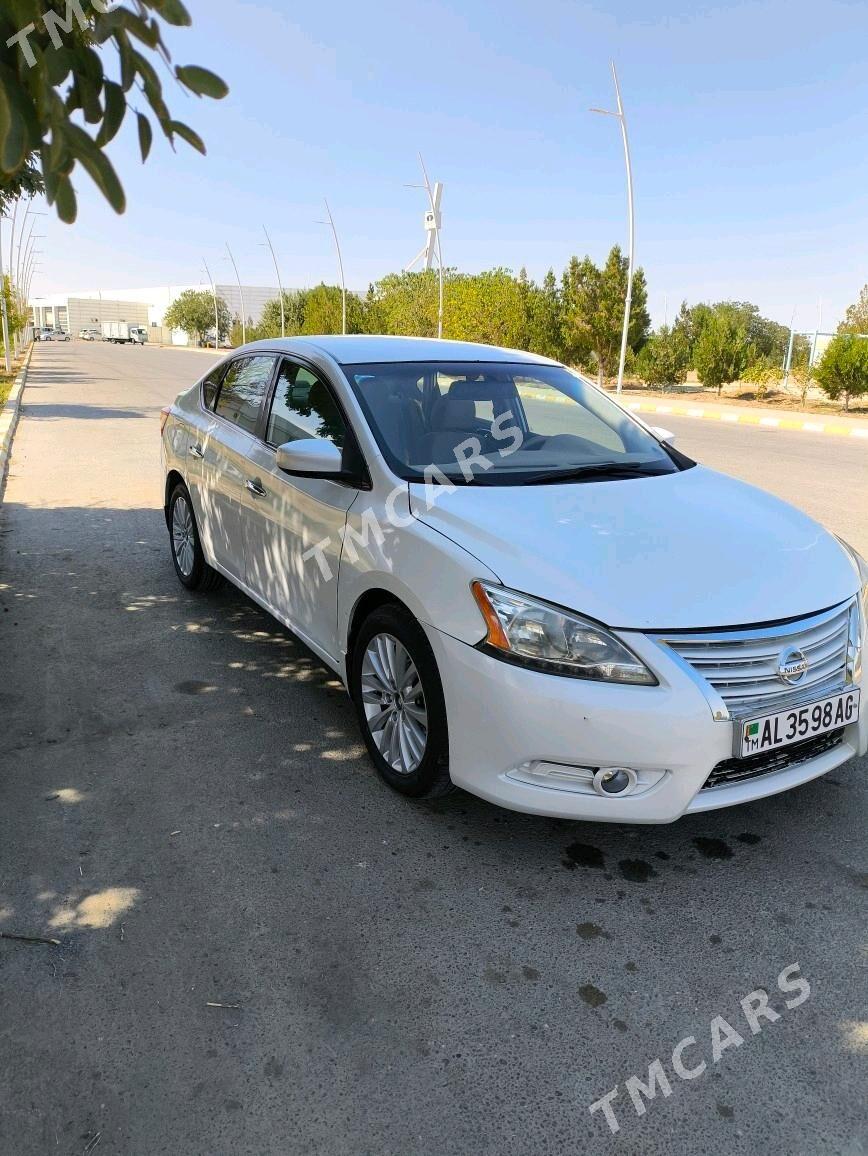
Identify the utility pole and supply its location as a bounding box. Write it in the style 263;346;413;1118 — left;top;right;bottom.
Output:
318;199;346;335
591;61;635;395
225;243;246;344
262;226;285;338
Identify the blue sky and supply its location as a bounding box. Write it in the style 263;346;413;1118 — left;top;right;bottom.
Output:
33;0;868;329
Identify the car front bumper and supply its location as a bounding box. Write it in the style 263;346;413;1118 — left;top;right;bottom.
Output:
428;627;867;823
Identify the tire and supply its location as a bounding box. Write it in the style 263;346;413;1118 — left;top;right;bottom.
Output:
168;482;223;592
350;603;454;799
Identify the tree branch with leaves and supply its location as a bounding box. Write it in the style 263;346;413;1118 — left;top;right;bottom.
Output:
1;1;228;221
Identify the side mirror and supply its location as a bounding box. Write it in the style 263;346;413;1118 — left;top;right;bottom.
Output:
651;425;676;446
276;438;343;476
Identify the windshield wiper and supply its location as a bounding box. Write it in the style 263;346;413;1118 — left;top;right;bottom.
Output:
522;462;669;485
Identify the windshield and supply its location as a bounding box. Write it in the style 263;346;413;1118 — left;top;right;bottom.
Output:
343;361;688;485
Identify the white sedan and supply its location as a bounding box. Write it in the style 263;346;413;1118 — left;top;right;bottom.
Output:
160;336;867;822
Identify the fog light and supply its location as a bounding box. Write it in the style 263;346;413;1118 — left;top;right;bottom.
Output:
593;767;638;797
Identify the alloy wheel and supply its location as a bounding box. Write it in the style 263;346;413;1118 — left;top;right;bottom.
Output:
360;633;428;774
172;495;196;578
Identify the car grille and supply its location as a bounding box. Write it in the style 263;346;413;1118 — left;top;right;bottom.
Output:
702;728;845;790
656;601;856;720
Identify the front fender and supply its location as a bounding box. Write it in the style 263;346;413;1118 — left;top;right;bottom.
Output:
337;487;498;666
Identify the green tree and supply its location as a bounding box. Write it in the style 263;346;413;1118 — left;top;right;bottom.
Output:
561;246;649;382
814;335;868;411
0;152;43;211
368;270;441;337
164;288;230;345
674;300;712;363
717;301;788;363
560;255;599;371
301;283;366;335
524;268;563;360
255;290;309;339
840;285;868;335
635;324;691;389
679;300;789;374
447;269;527;348
693;307;750;395
1;1;228;222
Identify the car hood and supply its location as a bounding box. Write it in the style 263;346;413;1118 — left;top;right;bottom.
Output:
408;466;860;630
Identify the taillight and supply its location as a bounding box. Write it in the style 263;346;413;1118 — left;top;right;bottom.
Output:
160;407;171;434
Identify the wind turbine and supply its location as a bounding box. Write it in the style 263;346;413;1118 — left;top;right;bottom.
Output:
405;154;444;338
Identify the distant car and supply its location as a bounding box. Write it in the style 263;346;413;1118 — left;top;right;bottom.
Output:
35;327;53;341
160;336;867;822
79;328;101;341
50;329;70;342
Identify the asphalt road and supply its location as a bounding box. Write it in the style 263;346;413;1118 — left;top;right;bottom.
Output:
1;342;865;1156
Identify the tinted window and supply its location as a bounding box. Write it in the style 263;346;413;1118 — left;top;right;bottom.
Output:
267;361;346;448
214;355;277;434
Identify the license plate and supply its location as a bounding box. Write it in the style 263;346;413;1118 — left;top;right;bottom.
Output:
737;689;860;757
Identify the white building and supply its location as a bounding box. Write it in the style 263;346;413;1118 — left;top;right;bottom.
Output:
29;283;282;344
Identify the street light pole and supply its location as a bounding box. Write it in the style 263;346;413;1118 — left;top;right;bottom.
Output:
14;207;45;349
16;212;45;293
8;200;20;354
782;307;797;391
8;197;20;276
225;243;246;344
262;226;285;338
591;60;635;395
0;213;12;372
203;257;220;347
318;199;346;335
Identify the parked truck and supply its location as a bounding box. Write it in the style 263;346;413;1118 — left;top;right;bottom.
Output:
102;322;148;345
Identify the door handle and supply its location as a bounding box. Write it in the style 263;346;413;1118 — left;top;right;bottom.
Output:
245;477;267;498
189;443;204;459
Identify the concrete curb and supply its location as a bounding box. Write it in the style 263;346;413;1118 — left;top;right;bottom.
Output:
0;344;34;501
621;398;868;440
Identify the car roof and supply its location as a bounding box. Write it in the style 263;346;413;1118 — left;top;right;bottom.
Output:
236;334;561;367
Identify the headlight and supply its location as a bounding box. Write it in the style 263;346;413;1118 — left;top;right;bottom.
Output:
837;537;868;622
471;581;657;685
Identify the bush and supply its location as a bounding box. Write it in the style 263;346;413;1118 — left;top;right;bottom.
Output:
635;325;690;390
814;336;868;411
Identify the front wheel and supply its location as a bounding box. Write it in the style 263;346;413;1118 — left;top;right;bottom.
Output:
350;604;453;799
168;483;223;592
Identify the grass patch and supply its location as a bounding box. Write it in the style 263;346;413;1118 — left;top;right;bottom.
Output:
0;373;14;406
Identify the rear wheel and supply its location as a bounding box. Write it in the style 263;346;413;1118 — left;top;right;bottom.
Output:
168;483;222;592
350;604;453;798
